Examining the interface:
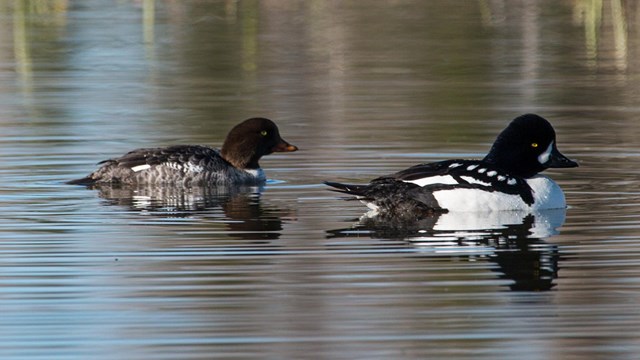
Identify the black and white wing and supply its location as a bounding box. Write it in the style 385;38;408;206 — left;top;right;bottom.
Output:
383;159;534;205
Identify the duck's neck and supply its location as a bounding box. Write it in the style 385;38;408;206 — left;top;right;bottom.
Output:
221;146;260;170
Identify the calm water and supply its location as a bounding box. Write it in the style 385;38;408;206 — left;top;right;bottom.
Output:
1;0;640;359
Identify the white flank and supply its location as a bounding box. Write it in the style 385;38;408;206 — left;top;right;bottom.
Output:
434;188;527;211
538;141;554;165
403;175;459;187
131;164;151;172
432;175;566;211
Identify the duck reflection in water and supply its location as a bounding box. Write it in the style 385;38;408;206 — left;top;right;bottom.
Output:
91;184;288;240
328;209;566;291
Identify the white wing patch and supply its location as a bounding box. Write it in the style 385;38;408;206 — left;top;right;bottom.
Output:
461;176;491;186
131;164;151;172
403;175;459;187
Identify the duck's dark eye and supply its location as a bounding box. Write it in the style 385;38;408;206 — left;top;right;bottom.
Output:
531;142;538;148
260;130;268;136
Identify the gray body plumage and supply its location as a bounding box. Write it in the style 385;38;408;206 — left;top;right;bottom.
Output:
72;145;264;186
69;118;297;187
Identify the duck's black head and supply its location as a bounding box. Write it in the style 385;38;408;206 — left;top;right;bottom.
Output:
482;114;578;178
221;117;298;169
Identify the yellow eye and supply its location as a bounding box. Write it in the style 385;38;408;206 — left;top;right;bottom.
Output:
531;142;538;148
260;130;268;136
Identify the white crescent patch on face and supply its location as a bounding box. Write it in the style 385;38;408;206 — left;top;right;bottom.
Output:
537;141;554;165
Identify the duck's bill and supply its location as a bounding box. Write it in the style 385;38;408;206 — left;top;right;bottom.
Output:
272;141;298;152
547;146;578;168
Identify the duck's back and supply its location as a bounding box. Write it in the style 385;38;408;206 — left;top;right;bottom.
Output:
70;145;264;186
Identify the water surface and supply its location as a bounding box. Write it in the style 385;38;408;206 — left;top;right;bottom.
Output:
1;1;640;359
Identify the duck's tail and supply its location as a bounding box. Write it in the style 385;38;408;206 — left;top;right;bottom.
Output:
323;181;369;197
66;175;97;185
